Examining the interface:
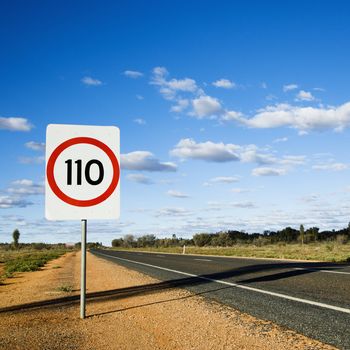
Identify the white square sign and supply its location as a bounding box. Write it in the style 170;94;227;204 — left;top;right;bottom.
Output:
45;124;120;220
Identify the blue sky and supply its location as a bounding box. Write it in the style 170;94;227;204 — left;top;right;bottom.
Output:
1;1;350;245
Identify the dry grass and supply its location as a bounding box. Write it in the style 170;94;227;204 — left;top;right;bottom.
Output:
110;242;350;262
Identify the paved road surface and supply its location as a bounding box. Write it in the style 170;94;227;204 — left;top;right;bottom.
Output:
91;249;350;349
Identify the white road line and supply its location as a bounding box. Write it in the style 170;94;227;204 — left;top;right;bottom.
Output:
194;258;212;262
95;252;350;315
156;255;165;258
293;267;350;275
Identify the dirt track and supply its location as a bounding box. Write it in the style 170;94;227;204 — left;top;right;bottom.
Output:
0;251;336;350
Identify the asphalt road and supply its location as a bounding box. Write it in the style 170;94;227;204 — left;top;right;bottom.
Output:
91;249;350;349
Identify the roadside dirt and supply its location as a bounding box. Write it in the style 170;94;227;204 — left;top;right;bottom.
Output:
0;251;336;350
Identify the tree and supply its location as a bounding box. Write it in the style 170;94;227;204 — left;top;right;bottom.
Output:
123;234;135;248
111;238;124;247
300;224;305;245
12;229;20;248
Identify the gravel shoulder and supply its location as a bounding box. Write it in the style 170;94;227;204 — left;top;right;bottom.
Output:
0;251;336;350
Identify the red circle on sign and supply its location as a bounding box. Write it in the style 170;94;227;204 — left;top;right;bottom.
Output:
46;137;120;207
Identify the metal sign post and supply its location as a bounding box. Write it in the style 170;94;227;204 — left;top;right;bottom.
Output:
80;219;87;319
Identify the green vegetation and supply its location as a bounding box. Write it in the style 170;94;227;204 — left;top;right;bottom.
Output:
111;224;350;262
0;244;71;283
57;284;73;293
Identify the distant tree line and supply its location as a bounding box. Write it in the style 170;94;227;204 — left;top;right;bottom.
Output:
0;242;71;251
112;224;350;248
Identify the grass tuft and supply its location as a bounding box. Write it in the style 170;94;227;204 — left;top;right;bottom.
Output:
57;284;73;293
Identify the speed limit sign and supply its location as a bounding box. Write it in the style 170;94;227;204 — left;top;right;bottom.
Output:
45;124;120;220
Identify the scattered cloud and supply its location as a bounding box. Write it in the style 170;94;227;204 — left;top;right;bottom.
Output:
151;66;198;101
283;84;298;92
191;95;222;118
121;151;177;172
126;174;154;184
81;76;103;86
25;141;45;151
155;207;191;217
170;99;189;113
252;167;287;176
273;137;288;143
171;139;239;162
239;102;350;132
312;162;348;171
0;195;32;208
231;188;252;193
212;79;236;89
171;139;303;170
7;179;44;195
167;190;189;198
124;70;143;79
133;118;146;125
261;82;268;89
136;95;144;100
18;156;45;164
295;90;315;101
0;117;32;131
280;155;306;166
230;201;256;208
204;176;240;186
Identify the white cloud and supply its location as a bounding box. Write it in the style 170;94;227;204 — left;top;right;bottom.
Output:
167;190;189;198
295;90;315;101
230;201;256;208
126;174;154;184
0;195;32;208
261;82;268;89
283;84;298;92
231;188;252;193
239;145;277;164
81;76;103;86
252;167;287;176
7;179;44;195
136;95;144;100
241;102;350;132
212;79;236;89
0;117;32;131
124;70;143;79
18;156;45;164
170;99;189;113
191;95;222;118
207;176;240;184
155;207;191;217
312;163;348;171
25;141;45;151
273;137;288;143
121;151;177;172
133;118;146;125
221;110;244;122
167;78;197;92
170;139;298;168
280;155;306;166
170;139;240;162
151;67;198;101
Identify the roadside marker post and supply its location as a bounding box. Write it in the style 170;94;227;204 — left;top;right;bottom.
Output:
45;124;120;319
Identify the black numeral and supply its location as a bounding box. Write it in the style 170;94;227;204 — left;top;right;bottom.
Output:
65;159;104;185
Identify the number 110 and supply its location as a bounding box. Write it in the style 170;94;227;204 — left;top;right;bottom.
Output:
65;159;104;185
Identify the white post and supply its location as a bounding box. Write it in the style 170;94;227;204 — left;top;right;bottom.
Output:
182;245;186;255
80;219;87;319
